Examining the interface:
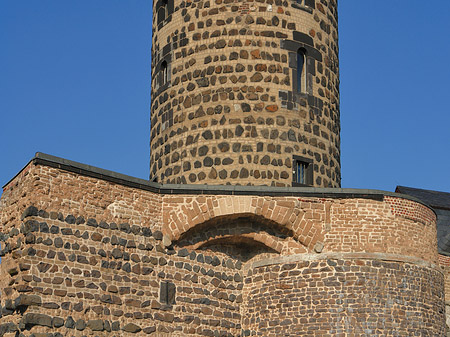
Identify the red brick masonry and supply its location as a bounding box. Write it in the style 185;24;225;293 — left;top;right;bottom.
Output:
0;155;445;336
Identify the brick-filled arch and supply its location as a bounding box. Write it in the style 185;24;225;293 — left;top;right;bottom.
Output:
162;195;324;251
174;214;308;255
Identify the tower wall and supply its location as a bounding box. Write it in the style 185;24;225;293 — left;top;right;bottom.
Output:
243;257;445;336
150;0;341;187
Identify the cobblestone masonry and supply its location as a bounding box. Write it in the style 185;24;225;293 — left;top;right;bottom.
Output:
0;0;447;335
0;157;445;336
150;0;341;187
439;254;450;329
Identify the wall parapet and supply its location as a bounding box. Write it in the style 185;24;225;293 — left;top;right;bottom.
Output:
2;153;436;212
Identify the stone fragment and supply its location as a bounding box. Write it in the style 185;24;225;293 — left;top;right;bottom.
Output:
86;218;98;227
87;320;104;331
75;319;86;331
0;322;19;334
215;39;226;48
22;313;52;327
143;326;157;334
153;231;163;240
250;72;263;82
21;206;38;220
65;316;75;329
314;242;324;253
53;317;64;328
15;294;42;307
119;223;131;233
123;323;142;333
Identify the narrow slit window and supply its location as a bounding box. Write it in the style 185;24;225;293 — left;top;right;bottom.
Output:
161;61;168;86
297;49;306;93
160;281;176;305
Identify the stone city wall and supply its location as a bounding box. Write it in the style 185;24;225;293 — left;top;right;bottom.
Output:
0;208;243;336
0;156;445;336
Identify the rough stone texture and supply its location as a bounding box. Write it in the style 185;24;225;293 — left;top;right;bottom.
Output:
150;0;341;188
243;257;445;336
0;0;446;334
439;254;450;331
0;160;445;335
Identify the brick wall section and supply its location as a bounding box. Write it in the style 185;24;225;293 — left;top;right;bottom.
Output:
2;163;438;263
385;195;436;226
325;197;438;263
1;163;163;234
164;194;438;264
0;160;445;335
242;257;445;336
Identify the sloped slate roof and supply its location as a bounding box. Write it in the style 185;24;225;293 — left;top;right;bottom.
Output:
396;186;450;255
395;186;450;210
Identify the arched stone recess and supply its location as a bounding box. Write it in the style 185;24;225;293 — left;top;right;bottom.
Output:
174;213;308;260
162;195;325;251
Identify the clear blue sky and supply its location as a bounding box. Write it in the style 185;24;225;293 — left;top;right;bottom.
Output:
1;1;449;194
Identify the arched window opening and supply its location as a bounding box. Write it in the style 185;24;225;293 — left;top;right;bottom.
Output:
295;0;315;8
297;48;306;93
157;0;168;25
162;0;168;20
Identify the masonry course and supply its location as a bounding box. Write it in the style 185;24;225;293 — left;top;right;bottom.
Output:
150;0;341;187
0;154;445;335
0;0;448;335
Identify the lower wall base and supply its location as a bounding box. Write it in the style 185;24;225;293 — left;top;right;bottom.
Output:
242;255;446;336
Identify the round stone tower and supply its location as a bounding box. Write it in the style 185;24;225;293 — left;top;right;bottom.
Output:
150;0;340;187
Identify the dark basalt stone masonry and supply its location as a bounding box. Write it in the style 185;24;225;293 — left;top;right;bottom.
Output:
150;0;341;187
0;206;244;335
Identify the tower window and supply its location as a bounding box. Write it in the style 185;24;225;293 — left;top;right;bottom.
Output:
160;60;169;87
292;155;313;186
158;0;169;25
297;49;306;93
160;281;176;305
295;0;315;7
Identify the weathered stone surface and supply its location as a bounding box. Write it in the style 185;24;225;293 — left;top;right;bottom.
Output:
21;206;38;220
87;319;104;331
15;294;41;307
75;319;86;330
123;323;142;332
53;317;64;328
22;313;52;327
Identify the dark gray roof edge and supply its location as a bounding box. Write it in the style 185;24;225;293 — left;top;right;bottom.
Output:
438;250;450;257
0;153;435;211
396;185;450;211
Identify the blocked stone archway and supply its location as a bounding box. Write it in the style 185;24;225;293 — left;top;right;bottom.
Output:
162;195;324;252
174;213;308;257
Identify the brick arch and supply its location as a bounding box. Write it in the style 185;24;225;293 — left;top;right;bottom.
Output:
162;195;324;251
174;214;308;255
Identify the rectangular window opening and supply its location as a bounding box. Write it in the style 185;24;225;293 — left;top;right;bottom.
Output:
292;155;313;186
